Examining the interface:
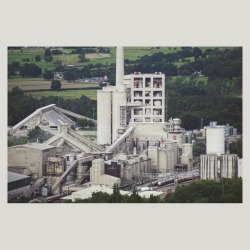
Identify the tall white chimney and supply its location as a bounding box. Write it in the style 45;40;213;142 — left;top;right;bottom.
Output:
116;46;124;87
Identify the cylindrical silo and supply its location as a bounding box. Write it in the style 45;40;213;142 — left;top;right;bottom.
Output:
200;154;218;180
158;149;168;173
116;46;124;87
206;127;225;156
112;91;127;143
220;154;238;178
97;90;112;145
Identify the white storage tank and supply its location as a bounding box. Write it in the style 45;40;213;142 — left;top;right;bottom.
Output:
206;126;225;156
97;90;112;145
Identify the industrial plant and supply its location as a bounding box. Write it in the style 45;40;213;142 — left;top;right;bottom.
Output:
7;47;242;202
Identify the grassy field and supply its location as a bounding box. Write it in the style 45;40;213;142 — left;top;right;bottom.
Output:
7;46;211;97
8;78;99;91
25;89;97;100
8;47;184;70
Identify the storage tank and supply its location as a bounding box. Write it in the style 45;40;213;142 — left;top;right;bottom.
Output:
206;126;225;156
116;46;124;87
97;90;112;145
200;154;218;180
220;154;237;178
148;146;158;171
112;91;127;143
158;145;175;173
76;165;88;180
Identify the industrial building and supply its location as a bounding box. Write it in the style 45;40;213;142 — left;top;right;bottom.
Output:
61;184;163;202
8;46;198;201
8;143;56;179
8;172;31;198
200;122;240;181
90;159;121;187
8;104;96;136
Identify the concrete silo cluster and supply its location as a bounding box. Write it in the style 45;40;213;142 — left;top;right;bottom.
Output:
96;47;193;183
200;122;238;180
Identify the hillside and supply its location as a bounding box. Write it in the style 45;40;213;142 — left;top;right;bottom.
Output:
8;46;242;132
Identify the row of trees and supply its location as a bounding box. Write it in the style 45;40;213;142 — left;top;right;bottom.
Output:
166;77;242;132
165;178;242;203
129;47;242;78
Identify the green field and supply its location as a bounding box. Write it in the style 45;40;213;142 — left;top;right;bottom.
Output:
8;78;99;91
8;47;184;69
25;89;97;100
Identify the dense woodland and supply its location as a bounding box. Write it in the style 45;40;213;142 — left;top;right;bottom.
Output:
8;47;242;133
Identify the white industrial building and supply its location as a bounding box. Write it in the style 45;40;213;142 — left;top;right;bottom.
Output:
8;47;196;199
200;121;240;181
97;47;167;145
97;46;192;178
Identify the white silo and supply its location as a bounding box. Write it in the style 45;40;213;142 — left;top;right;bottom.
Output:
97;90;112;145
158;142;175;173
200;154;218;180
148;145;158;171
206;126;225;156
112;91;127;143
220;154;238;178
116;46;124;88
181;143;193;171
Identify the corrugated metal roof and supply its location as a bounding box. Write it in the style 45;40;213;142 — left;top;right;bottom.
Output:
8;171;30;183
43;110;75;126
23;143;55;150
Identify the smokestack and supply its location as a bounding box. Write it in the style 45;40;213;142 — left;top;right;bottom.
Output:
116;46;124;87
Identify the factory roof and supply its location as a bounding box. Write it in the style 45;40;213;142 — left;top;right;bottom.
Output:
8;167;32;176
61;185;130;201
44;127;104;153
8;171;30;183
42;110;75;126
9;143;56;151
138;190;164;198
61;185;163;201
12;104;75;133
